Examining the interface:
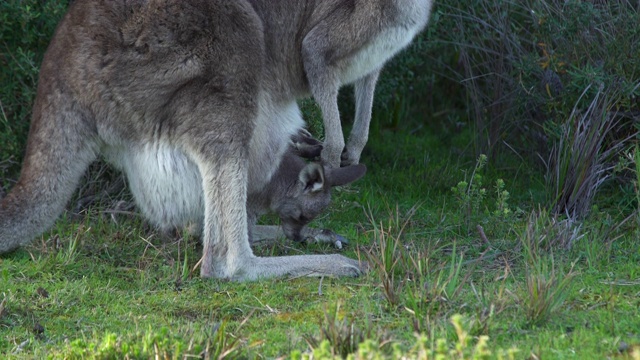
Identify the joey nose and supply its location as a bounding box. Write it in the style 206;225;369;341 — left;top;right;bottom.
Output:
282;222;304;242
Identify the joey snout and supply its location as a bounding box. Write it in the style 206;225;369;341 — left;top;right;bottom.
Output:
281;221;306;243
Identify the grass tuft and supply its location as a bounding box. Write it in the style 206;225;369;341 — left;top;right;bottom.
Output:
365;205;413;310
304;302;385;359
523;258;576;327
547;85;636;220
519;211;578;326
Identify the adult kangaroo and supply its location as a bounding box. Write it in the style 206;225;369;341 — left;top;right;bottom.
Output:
0;0;433;280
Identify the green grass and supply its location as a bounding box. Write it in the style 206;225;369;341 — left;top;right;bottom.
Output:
2;117;640;359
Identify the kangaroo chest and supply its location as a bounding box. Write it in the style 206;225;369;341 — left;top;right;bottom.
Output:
340;24;421;85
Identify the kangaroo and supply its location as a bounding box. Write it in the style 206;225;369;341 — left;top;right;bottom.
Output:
248;148;366;249
0;0;432;280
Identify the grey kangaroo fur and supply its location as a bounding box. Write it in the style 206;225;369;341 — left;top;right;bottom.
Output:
0;0;433;280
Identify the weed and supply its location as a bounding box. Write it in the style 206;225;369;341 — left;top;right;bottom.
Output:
519;211;578;326
56;225;87;265
365;205;413;310
208;321;245;359
441;243;466;300
493;179;511;219
451;154;488;228
523;257;577;327
403;236;488;336
451;154;517;236
62;322;244;359
468;282;500;337
546;85;636;220
520;209;584;254
175;229;198;285
304;302;384;359
296;314;518;359
403;247;442;333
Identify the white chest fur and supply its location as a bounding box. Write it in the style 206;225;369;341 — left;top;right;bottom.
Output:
340;0;432;85
341;24;421;85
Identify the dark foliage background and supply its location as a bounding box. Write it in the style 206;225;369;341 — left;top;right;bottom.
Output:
0;0;70;181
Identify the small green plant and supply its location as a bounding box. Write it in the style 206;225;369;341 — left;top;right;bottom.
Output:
469;296;495;337
304;302;383;359
404;248;441;333
208;321;244;359
493;179;511;218
521;209;584;254
295;315;518;360
451;154;488;226
58;226;83;265
451;154;515;234
176;229;198;284
403;241;474;334
65;323;243;359
442;243;466;300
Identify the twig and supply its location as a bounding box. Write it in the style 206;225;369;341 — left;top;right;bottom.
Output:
0;297;6;318
191;256;203;276
477;224;491;246
318;276;324;296
13;339;30;354
101;209;141;217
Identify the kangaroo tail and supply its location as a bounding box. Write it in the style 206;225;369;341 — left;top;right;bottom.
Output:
0;99;97;254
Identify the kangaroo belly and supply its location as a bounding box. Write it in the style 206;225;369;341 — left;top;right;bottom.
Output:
105;144;204;231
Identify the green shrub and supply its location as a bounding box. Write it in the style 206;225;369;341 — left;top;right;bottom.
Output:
0;0;69;179
434;0;639;157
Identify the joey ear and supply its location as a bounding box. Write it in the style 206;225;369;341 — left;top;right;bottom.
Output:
298;163;325;193
326;164;367;187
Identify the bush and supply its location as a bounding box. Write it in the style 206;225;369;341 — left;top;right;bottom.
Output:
0;0;69;179
438;0;638;153
388;0;640;217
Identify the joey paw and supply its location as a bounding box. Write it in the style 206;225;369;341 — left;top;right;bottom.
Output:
291;128;323;159
306;229;349;249
333;234;348;249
